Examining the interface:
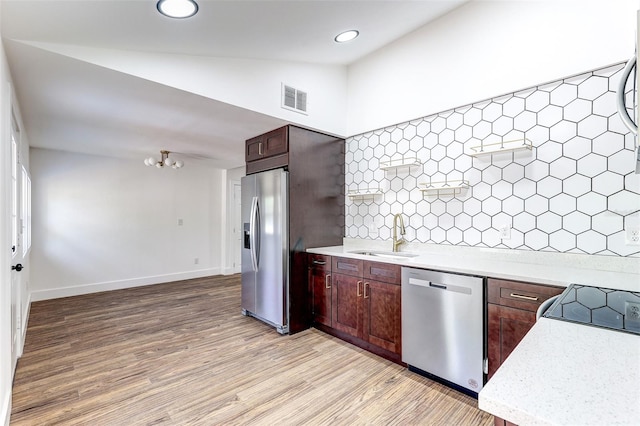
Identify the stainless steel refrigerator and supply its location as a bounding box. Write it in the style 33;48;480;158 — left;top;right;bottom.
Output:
241;168;289;334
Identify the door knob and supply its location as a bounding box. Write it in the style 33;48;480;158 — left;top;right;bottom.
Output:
12;264;23;272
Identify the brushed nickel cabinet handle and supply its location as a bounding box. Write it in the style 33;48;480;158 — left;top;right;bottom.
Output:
357;281;363;297
325;274;331;289
258;142;263;155
364;282;370;299
510;293;539;301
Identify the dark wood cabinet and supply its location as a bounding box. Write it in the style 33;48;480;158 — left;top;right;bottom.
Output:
487;278;563;380
247;125;344;334
308;254;331;328
245;126;288;163
310;254;402;362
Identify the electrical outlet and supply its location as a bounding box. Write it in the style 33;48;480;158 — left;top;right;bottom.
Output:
625;227;640;245
626;301;640;321
194;258;199;265
177;218;184;226
499;224;511;240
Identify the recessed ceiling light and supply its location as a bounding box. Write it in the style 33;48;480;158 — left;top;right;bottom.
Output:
334;30;359;43
157;0;199;19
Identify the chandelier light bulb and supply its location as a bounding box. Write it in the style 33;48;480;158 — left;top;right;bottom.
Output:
164;157;174;167
174;160;184;168
144;151;184;169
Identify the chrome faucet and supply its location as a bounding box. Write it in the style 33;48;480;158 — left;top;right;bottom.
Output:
392;213;406;252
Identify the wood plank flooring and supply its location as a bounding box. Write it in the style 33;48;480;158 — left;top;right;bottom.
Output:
11;275;494;425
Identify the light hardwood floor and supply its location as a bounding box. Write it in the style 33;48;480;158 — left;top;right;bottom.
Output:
11;275;494;425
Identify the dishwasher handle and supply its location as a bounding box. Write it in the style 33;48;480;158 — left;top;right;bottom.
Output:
429;282;447;290
408;277;472;295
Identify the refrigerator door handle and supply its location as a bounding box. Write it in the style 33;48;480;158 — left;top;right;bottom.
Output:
250;196;259;271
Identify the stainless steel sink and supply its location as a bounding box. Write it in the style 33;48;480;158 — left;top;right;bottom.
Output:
348;250;419;260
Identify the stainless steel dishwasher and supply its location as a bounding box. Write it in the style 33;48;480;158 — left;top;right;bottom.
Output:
402;267;485;396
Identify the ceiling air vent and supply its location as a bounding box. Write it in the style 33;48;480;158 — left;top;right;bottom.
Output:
282;83;308;115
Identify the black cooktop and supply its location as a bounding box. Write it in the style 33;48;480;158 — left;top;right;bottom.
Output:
543;284;640;335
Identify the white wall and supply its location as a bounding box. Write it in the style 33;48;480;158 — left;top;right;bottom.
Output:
347;0;639;135
29;149;226;301
23;42;349;137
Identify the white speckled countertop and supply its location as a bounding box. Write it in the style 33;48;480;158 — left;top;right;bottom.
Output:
478;318;640;425
309;239;640;424
307;238;640;291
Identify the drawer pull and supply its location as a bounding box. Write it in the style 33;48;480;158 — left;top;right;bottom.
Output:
510;293;539;301
258;142;263;155
357;281;363;297
325;274;331;289
312;260;326;265
364;282;370;299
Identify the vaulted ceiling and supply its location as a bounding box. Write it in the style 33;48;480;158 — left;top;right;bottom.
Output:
1;0;467;169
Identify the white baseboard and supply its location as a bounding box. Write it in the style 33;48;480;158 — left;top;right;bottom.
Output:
30;268;221;302
1;389;10;426
19;294;31;357
222;267;241;275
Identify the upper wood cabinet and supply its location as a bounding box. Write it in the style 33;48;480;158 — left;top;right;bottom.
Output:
245;126;288;163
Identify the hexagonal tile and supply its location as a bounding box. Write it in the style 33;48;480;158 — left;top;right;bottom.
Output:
431;145;446;161
464;228;482;245
416;227;430;242
592;92;617;117
525;91;550;112
524;194;549;215
439;129;455;146
537;141;563;164
576;230;607;254
431;228;446;243
592;212;624;236
482;229;501;247
513;178;536;199
577;153;607;177
538;211;562;233
524;229;549;250
526;125;550;144
549;157;577;180
563;211;591;234
564;98;592;123
446;112;463;130
592;132;624;157
578;115;608;139
563;136;592;160
432;116;446;133
472;212;492;231
550;83;578;106
563;174;592;197
549;193;577;215
609;149;635;175
550;121;577;143
464;198;482;216
492;181;513;200
501;163;525;183
447;228;464;244
525;160;550;181
537;176;563;198
549;229;576;252
472;181;491;201
608;190;640;214
592;171;624;196
513;211;536;232
503;195;524;215
538;105;563;127
503;97;525;117
577;192;607;215
493;116;514;136
482;197;502;215
577;75;608;100
514;110;537;131
473;120;492;139
463;107;482;126
416;121;430;137
404;124;417;140
483;103;503;122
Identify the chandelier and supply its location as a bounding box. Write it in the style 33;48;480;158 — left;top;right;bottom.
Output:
144;150;184;169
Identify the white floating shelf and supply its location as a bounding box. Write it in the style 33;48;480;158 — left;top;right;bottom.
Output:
348;188;383;200
419;180;469;196
467;138;533;157
379;157;422;170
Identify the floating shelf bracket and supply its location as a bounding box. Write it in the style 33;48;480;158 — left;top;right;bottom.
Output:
379;157;422;170
467;138;533;157
419;180;469;197
348;188;383;200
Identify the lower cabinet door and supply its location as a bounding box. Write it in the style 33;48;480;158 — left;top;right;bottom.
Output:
309;265;332;327
363;280;401;354
332;273;362;338
487;303;536;380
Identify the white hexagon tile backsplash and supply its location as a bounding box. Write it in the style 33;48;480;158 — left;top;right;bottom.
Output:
345;62;640;257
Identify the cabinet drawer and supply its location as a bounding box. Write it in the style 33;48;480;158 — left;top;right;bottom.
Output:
364;261;401;285
488;278;563;312
332;256;364;277
308;254;331;270
245;127;289;162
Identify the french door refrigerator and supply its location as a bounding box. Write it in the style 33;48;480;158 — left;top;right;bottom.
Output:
241;168;289;334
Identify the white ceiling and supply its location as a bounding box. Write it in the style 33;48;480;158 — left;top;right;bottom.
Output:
1;0;468;169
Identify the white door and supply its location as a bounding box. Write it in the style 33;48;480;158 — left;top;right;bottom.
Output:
233;183;242;272
10;123;22;375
